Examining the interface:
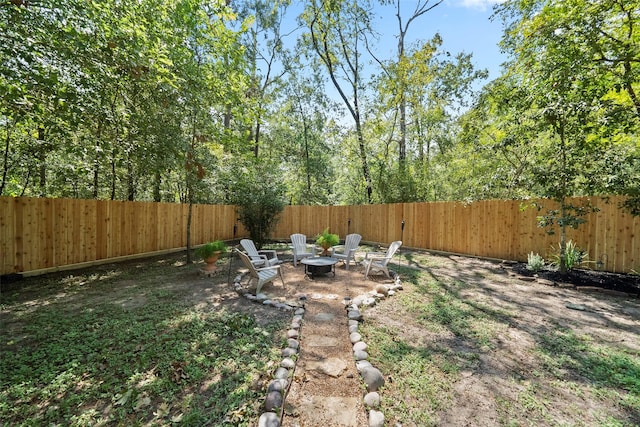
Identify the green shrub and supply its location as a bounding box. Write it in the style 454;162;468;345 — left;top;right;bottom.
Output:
550;240;588;271
195;240;227;259
527;252;545;272
227;162;286;249
316;228;339;251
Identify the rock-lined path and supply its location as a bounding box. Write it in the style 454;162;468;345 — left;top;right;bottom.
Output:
241;259;402;427
282;292;368;426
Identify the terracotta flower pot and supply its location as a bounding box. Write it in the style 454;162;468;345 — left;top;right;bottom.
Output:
203;252;221;272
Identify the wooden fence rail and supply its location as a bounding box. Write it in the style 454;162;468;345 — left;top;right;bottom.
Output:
0;197;240;275
1;196;637;276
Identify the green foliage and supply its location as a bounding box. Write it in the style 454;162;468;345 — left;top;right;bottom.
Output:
195;240;227;259
1;0;638;207
266;62;337;205
526;252;545;272
492;0;640;205
315;227;339;250
0;0;248;201
227;160;286;248
0;261;284;426
300;0;375;203
534;201;600;236
549;240;588;271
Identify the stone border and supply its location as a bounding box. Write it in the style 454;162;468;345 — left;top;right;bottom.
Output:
346;272;403;427
232;272;304;427
232;270;403;427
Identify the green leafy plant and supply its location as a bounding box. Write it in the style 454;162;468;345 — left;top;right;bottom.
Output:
195;240;227;259
0;256;284;426
227;162;286;249
526;252;545;272
316;228;339;253
532;198;599;275
549;240;588;271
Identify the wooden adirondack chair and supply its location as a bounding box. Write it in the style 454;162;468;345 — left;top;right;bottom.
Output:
290;233;317;266
362;240;402;279
240;239;281;267
236;249;285;294
329;233;362;270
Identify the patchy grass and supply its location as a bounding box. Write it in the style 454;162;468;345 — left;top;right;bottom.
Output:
0;255;287;426
3;249;639;427
360;255;640;427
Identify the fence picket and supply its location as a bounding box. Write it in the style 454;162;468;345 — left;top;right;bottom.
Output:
0;196;636;275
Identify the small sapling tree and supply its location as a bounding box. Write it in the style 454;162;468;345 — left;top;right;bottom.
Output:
228;161;286;249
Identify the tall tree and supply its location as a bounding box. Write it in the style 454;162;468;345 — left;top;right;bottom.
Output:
0;0;198;199
0;0;84;196
169;0;248;262
237;0;294;158
457;76;540;200
495;0;640;272
270;60;336;205
370;0;443;163
369;33;487;203
301;0;374;203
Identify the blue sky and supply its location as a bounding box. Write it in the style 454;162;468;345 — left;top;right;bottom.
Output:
276;0;508;108
371;0;508;81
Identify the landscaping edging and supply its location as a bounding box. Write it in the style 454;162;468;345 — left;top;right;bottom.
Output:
345;272;403;427
232;272;304;427
232;270;403;427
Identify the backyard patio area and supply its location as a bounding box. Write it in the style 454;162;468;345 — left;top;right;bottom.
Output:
1;246;639;426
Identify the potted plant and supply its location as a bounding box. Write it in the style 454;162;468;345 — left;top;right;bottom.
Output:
316;228;339;256
196;240;227;272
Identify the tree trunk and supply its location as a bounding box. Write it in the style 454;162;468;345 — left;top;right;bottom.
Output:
110;149;116;200
302;115;311;192
623;61;640;117
92;121;102;199
254;119;261;158
186;199;193;264
185;108;199;264
307;3;373;203
399;96;407;161
153;171;161;202
0;116;17;196
559;204;567;275
355;119;373;203
558;120;568;275
397;17;407;163
127;158;135;201
37;126;46;196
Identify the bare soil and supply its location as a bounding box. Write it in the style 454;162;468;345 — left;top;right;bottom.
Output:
376;253;640;426
3;249;639;426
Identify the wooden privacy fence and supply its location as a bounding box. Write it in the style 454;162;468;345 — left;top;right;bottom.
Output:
272;196;638;274
0;197;240;275
1;195;638;276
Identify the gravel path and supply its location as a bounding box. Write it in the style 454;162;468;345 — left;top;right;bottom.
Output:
233;256;400;427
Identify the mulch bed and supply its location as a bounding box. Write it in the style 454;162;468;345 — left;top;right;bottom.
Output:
512;263;640;296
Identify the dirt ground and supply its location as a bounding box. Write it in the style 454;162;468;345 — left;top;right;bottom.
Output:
4;248;639;426
372;253;640;426
229;252;395;426
241;251;640;426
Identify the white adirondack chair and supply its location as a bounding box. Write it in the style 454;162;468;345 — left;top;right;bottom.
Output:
240;239;281;267
362;240;402;279
330;233;362;270
290;234;317;266
236;249;285;294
